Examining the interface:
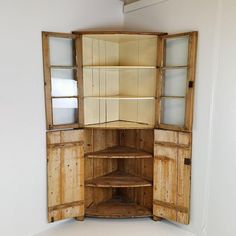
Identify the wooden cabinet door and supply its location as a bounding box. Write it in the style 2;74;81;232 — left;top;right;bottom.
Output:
47;129;84;222
42;32;84;130
156;32;198;131
153;129;192;224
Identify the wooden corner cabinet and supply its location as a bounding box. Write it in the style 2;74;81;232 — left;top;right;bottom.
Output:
42;30;198;225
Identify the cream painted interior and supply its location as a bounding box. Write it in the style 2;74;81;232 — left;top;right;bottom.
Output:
82;34;157;127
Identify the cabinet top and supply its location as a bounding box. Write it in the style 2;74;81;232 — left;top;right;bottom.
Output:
72;30;167;36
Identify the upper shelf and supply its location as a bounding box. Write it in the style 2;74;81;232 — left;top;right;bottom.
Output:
83;66;156;69
85;171;152;188
84;95;156;100
50;65;188;70
84;120;154;129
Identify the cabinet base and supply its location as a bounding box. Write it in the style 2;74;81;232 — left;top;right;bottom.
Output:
152;215;162;221
75;216;84;221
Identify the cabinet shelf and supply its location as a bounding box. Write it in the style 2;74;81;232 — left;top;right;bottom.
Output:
85;171;152;188
84;120;154;129
83;65;156;69
84;95;155;100
86;146;153;159
86;196;152;218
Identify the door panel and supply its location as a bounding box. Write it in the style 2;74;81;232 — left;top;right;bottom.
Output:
153;129;192;224
42;32;84;130
47;129;84;222
156;32;198;131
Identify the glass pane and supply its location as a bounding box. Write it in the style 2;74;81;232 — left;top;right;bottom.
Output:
163;69;187;96
165;36;189;66
52;98;78;125
161;98;185;126
49;37;74;65
51;69;77;96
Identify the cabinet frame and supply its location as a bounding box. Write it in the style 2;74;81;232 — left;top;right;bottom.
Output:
156;32;198;131
42;30;198;225
42;32;84;130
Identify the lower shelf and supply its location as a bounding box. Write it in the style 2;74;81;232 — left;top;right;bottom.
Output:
86;196;152;218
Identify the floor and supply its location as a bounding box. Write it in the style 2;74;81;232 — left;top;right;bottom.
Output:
35;218;195;236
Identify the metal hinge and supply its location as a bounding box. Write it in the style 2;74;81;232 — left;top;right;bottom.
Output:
184;158;191;166
189;81;194;88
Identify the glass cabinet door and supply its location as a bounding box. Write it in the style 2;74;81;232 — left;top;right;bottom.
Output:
42;32;83;130
156;32;198;131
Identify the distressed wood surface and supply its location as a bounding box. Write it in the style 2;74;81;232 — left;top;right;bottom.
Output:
85;171;152;188
153;129;192;224
86;195;152;218
86;146;152;159
47;129;84;222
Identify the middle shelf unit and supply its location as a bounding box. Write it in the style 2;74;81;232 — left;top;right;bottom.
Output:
84;129;154;217
85;171;152;188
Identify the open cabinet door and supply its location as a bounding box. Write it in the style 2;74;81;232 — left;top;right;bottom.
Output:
42;32;84;130
156;32;198;131
47;129;84;222
153;129;192;224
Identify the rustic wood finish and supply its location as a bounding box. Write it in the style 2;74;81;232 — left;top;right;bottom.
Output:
86;195;152;218
42;32;53;129
85;171;152;188
47;130;84;222
153;129;192;224
86;146;152;159
43;30;197;223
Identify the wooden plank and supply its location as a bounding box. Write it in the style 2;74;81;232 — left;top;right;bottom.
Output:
83;66;156;69
43;31;77;38
153;129;192;224
160;32;197;39
176;147;191;224
47;130;84;222
160;66;188;70
184;32;198;131
153;142;178;220
51;123;79;130
75;35;84;127
86;146;152;159
85;171;152;188
50;65;77;69
73;30;167;36
155;35;164;127
48;200;84;211
42;32;53;129
84;120;154;129
52;96;77;99
86;196;152;218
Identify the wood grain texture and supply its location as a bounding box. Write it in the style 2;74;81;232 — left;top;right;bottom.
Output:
73;30;166;36
85;146;152;159
42;32;53;129
86;195;152;218
47;129;84;222
75;35;84;127
85;171;152;188
153;129;192;224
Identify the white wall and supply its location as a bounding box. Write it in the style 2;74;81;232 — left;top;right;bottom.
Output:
124;1;220;235
0;1;123;236
206;1;236;235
